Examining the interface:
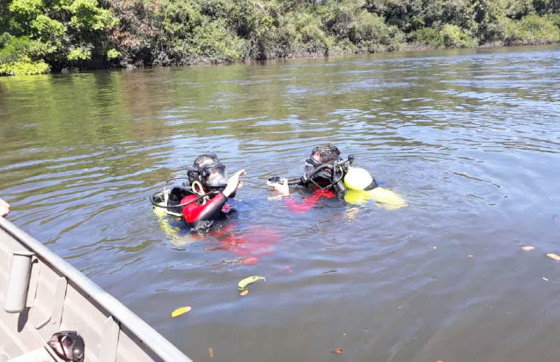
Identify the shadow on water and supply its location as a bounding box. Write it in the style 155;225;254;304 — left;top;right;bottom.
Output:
1;45;560;362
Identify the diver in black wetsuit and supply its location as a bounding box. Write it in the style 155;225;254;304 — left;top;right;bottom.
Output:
152;153;244;230
266;144;365;212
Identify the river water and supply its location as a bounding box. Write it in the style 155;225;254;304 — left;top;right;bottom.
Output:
1;45;560;362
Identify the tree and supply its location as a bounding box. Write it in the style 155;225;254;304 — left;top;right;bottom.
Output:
1;0;119;75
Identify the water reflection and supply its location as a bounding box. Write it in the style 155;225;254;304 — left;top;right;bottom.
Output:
1;45;560;362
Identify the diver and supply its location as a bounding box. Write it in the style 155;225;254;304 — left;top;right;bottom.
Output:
267;144;363;213
151;153;245;230
267;144;406;212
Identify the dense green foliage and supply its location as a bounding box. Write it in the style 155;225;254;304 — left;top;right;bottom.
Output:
1;0;559;75
0;0;119;75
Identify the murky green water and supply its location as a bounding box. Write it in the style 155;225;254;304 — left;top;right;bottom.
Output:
1;45;560;362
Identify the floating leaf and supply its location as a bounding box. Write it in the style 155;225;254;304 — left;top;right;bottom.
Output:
547;253;560;261
171;306;191;317
332;348;343;354
238;275;266;290
240;289;249;296
522;246;535;251
208;347;214;358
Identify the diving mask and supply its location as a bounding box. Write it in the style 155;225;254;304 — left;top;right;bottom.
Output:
201;163;228;189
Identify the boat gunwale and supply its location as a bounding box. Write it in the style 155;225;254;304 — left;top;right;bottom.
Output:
0;216;191;362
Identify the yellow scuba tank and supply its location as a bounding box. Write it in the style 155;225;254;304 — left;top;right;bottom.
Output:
151;187;197;245
366;187;407;210
343;167;407;210
152;190;169;216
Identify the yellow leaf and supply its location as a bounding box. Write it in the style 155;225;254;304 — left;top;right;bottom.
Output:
171;306;192;317
238;275;266;291
208;347;214;358
240;289;249;296
522;246;535;251
547;253;560;261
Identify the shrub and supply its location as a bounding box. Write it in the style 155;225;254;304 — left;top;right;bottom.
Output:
300;21;330;55
273;15;299;57
441;24;475;47
503;14;560;44
67;47;92;61
332;0;367;39
3;0;119;73
238;1;282;60
0;33;48;64
546;14;560;29
152;0;244;65
329;38;358;55
107;0;161;67
199;0;238;21
408;27;445;48
0;55;49;75
189;19;244;63
349;11;403;52
106;48;120;59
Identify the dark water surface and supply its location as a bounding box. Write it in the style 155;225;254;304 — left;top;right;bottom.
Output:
1;45;560;362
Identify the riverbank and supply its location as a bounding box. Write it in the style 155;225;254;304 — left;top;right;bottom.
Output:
3;39;560;77
1;0;559;76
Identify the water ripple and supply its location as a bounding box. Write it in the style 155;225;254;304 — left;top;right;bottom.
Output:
1;45;560;362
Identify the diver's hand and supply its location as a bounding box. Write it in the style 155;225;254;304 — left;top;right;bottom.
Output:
223;169;245;198
0;198;10;217
267;178;290;197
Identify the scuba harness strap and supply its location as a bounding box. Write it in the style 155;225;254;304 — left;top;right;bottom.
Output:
268;155;355;196
301;155;354;195
149;177;220;217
